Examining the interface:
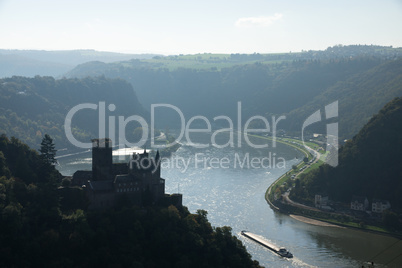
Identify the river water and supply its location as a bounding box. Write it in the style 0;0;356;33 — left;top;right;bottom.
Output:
56;133;402;267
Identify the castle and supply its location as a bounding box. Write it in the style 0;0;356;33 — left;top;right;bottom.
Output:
72;138;182;210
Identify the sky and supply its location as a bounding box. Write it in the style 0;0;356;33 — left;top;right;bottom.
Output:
0;0;401;55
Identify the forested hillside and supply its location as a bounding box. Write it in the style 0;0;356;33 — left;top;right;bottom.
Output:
0;135;261;267
66;46;402;139
0;76;147;150
291;97;402;208
284;59;402;138
2;46;401;152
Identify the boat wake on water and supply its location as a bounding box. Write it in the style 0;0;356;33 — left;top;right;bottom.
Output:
290;258;318;268
55;149;91;159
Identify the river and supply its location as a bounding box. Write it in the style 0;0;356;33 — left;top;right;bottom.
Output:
56;132;402;267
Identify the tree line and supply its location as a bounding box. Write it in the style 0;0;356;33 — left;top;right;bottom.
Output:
0;134;262;267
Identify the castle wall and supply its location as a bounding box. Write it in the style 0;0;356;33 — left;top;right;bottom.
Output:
85;140;173;209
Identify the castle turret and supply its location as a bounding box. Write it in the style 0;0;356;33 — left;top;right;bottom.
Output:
92;138;113;181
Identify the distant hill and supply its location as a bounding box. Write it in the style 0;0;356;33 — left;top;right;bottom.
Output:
291;97;402;209
0;53;71;78
284;59;402;139
6;45;400;140
66;47;402;139
0;76;147;150
0;49;159;78
66;45;402;74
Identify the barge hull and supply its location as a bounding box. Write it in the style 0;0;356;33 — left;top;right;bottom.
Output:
241;231;293;258
241;231;279;252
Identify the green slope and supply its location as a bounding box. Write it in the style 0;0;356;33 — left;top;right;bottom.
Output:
292;97;402;208
0;76;147;150
285;59;402;139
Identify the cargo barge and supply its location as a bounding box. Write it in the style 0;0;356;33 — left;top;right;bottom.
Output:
241;231;293;258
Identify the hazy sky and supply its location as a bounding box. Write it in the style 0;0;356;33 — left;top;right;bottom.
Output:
1;0;401;55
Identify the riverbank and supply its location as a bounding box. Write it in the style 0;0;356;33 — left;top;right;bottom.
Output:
254;135;317;211
251;134;402;238
289;215;343;228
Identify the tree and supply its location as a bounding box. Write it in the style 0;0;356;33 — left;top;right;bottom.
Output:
295;178;301;189
303;157;308;163
0;151;10;178
40;134;57;165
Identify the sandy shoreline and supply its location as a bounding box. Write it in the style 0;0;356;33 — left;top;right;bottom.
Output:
289;215;344;228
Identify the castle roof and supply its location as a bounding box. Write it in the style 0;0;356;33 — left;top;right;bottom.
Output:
130;151;159;172
88;180;114;192
114;174;141;183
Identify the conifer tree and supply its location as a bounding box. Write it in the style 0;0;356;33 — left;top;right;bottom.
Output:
40;134;57;165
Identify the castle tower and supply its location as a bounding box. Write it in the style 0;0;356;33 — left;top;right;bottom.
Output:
92;138;113;181
154;150;161;179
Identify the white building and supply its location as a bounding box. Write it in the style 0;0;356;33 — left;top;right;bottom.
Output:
372;199;391;213
351;195;369;211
